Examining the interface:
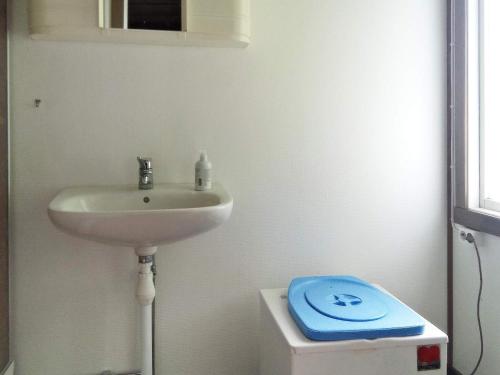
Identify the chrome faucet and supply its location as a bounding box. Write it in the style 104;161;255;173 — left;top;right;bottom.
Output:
137;156;153;190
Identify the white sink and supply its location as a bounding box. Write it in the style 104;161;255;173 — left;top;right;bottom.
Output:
48;183;233;254
48;181;233;375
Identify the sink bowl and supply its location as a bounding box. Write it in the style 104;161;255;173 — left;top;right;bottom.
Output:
48;183;233;252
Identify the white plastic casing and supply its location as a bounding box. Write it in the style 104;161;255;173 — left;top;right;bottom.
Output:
260;288;448;375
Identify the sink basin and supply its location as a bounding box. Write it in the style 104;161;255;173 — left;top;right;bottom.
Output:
48;183;233;252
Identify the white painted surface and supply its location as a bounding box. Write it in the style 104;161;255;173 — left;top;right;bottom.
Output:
453;230;500;375
260;289;448;375
10;0;447;374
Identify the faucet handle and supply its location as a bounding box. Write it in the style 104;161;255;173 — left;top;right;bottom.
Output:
137;156;152;170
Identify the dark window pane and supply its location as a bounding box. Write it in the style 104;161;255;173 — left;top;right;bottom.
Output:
128;0;182;31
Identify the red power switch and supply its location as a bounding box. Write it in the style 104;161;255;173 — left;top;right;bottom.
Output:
417;345;441;371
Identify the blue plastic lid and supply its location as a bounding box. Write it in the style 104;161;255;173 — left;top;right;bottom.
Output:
288;276;425;341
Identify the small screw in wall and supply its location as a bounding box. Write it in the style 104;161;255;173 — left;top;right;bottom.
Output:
34;98;42;108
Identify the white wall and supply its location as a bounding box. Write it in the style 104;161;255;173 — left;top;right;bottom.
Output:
453;230;500;375
9;1;447;374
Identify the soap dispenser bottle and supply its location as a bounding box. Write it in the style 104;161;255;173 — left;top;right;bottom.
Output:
195;151;212;191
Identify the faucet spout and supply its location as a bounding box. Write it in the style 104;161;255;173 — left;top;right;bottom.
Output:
137;156;153;190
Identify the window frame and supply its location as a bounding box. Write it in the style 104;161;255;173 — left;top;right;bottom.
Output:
452;0;500;236
477;0;500;213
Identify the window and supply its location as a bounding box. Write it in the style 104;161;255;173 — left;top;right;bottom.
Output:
480;0;500;212
128;0;182;31
100;0;184;31
452;0;500;236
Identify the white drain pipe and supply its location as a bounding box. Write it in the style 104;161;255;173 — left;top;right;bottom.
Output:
135;247;157;375
140;305;153;375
